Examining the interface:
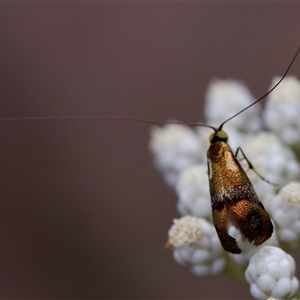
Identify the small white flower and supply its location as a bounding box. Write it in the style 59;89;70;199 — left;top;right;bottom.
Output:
167;215;203;247
245;246;299;300
205;79;262;132
167;216;225;276
176;164;212;220
264;76;300;147
265;182;300;250
149;124;203;186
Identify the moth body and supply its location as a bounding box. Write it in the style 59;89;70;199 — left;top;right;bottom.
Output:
207;130;273;254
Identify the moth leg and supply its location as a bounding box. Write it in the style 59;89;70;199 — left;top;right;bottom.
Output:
212;208;241;254
235;147;278;186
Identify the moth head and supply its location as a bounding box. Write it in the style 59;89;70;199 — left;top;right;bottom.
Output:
209;129;228;143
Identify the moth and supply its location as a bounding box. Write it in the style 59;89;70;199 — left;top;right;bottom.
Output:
190;47;299;253
206;126;273;253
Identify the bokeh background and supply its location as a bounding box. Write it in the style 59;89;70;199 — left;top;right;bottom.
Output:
1;3;300;299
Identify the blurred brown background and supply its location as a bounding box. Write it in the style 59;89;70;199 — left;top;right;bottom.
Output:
0;3;300;299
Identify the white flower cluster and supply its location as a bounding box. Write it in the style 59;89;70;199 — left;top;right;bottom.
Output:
265;182;300;251
245;246;298;300
175;164;211;220
149;124;204;186
149;76;300;299
241;132;300;201
205;79;262;132
167;216;225;276
264;76;300;148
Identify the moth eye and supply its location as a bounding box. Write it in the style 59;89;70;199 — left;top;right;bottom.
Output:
216;130;228;141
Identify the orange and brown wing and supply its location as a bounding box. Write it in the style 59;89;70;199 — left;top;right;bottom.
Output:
207;141;273;254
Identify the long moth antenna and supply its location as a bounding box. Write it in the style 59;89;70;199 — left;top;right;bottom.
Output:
1;46;299;133
217;46;300;131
